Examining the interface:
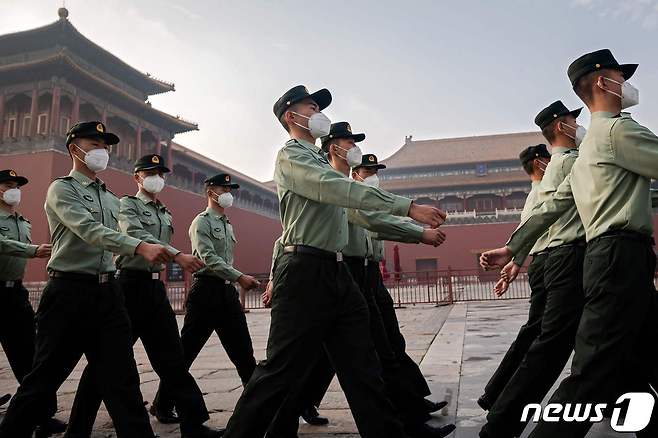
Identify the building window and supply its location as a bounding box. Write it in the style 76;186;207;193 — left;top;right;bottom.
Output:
6;117;17;138
60;117;70;135
126;143;134;160
37;113;48;135
22;116;32;136
476;163;488;176
475;198;494;212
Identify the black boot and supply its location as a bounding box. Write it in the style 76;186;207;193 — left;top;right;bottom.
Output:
149;403;180;424
477;394;493;411
34;417;68;437
180;424;225;438
300;406;329;426
0;393;10;407
424;399;448;414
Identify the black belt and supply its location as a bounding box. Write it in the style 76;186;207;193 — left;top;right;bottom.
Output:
193;274;231;285
0;280;22;288
532;250;550;257
117;269;162;281
548;240;587;251
344;255;369;266
283;245;343;262
48;271;115;284
592;230;655;246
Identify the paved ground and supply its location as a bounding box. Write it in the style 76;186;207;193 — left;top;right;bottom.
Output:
0;300;636;436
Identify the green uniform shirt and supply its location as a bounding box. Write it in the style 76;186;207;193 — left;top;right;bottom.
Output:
369;236;385;262
518;181;550;256
274;139;412;252
190;207;242;281
45;170;141;274
507;112;658;254
343;210;424;258
0;206;38;280
116;191;180;273
513;147;585;263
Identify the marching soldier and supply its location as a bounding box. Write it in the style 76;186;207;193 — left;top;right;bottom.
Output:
221;84;444;438
476;143;553;414
0;169;67;435
481;102;588;438
266;125;453;438
0;122;170;438
152;173;260;416
481;49;658;437
65;154;223;438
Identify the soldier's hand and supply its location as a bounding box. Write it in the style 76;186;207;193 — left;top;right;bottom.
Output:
34;244;52;258
175;253;205;273
408;203;447;228
494;277;509;297
479;247;513;270
420;228;446;247
136;242;173;264
500;261;520;283
262;280;273;308
238;274;260;291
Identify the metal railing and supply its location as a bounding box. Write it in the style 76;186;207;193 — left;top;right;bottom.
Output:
23;269;658;312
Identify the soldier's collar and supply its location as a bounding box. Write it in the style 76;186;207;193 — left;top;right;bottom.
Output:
204;206;227;221
590;111;619;120
70;170;106;189
0;205;14;219
551;146;571;155
288;138;320;153
136;190;163;208
531;180;541;186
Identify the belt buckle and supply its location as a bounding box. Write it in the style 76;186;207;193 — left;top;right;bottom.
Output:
336;252;343;262
224;279;231;285
364;259;369;267
98;273;110;284
151;272;160;280
4;281;15;287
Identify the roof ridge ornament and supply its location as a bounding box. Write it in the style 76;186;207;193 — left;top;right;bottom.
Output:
58;4;69;20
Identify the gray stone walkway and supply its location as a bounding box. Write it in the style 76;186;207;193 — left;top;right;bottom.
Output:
0;300;641;436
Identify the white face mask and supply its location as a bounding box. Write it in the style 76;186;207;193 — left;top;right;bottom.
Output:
357;173;380;188
561;122;587;147
2;188;21;206
213;192;233;208
141;175;165;194
600;77;640;109
334;144;363;168
74;145;109;173
291;111;332;138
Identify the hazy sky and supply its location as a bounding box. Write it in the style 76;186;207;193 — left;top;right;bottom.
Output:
3;0;657;181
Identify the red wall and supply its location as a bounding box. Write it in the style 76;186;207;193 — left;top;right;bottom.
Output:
385;218;658;273
1;151;282;281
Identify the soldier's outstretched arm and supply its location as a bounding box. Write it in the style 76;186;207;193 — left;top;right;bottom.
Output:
119;197;180;256
0;233;38;258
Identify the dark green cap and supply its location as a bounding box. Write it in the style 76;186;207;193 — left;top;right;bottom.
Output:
519;144;550;166
321;122;365;146
354;153;386;170
204;173;239;189
133;154;170;173
273;85;332;120
567;49;638;88
534;101;582;129
0;169;28;186
66;121;119;146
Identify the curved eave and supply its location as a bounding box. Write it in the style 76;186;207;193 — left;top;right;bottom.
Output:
0;52;197;134
0;19;174;96
380;171;530;191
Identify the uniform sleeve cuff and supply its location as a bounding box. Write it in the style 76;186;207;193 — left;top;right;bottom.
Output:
392;196;413;217
409;225;424;242
27;244;39;257
505;237;522;255
124;237;143;256
166;245;180;257
229;269;243;282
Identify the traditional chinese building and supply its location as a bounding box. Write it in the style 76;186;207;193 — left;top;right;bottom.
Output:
0;8;281;284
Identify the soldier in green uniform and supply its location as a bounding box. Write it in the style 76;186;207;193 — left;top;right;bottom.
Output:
265;125;453;438
153;173;260;416
65;154;223;438
222;85;446;438
480;101;588;438
0;121;172;438
354;155;448;416
0;169;68;435
480;49;658;437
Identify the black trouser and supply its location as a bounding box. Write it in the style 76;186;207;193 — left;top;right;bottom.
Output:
0;277;153;438
0;283;58;419
372;264;431;398
481;252;549;405
66;273;210;435
482;245;585;437
154;276;256;412
529;234;658;438
222;252;405;438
